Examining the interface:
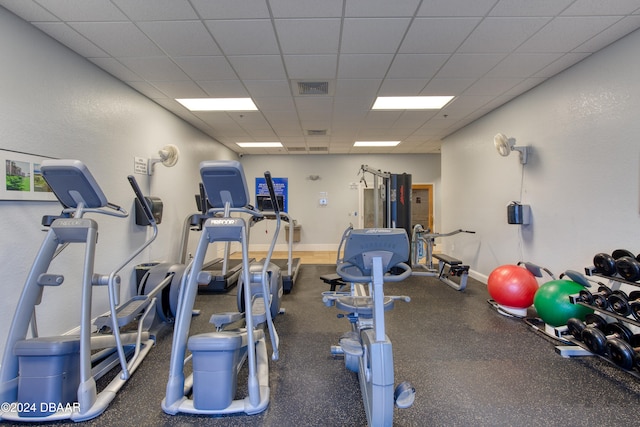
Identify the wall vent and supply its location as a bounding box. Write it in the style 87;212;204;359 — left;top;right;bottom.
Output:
297;81;329;95
306;129;327;136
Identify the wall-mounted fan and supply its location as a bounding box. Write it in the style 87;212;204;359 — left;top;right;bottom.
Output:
149;144;180;174
494;133;528;165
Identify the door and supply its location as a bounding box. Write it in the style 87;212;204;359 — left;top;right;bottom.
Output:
412;184;433;232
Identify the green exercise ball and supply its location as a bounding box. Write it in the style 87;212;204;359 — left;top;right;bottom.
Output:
533;279;593;327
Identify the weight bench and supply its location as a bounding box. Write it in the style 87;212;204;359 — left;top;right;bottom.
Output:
320;273;347;291
433;253;470;291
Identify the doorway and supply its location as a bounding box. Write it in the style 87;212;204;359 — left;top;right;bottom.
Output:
412;184;433;232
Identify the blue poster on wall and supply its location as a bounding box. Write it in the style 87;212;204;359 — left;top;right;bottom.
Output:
255;177;288;213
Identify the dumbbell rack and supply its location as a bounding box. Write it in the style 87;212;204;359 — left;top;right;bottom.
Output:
557;272;640;379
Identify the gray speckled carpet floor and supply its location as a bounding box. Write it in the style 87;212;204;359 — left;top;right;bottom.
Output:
6;264;640;426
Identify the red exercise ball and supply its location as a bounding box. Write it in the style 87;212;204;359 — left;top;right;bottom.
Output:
487;264;539;309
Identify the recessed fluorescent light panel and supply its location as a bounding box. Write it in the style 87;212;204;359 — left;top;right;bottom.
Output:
236;142;283;148
176;98;258;111
372;96;454;110
354;141;400;147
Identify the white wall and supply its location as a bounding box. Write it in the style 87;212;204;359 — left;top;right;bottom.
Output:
239;154;441;250
0;9;237;357
441;28;640;282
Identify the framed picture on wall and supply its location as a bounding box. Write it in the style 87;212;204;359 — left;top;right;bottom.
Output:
1;149;57;201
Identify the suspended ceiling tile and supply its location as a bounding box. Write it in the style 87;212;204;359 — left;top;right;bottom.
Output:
274;18;341;54
378;79;430;95
118;56;191;80
35;0;127;21
149;80;208;98
68;22;164;57
489;0;574;17
334;79;382;97
436;53;506;78
400;18;481;53
422;78;476;95
386;54;449;79
0;0;58;20
517;16;623;53
227;55;287;80
269;0;343;18
457;17;552;53
244;80;293;97
198;80;249;97
345;0;421;17
561;0;640;16
172;56;237;80
253;96;297;111
531;52;591;77
463;78;524;96
294;96;333;111
205;19;279;55
417;0;497;17
189;0;270;19
112;0;198;21
341;18;412;54
393;111;439;128
297;108;332;122
338;54;394;79
138;21;221;56
283;54;338;79
441;95;495;114
485;53;564;78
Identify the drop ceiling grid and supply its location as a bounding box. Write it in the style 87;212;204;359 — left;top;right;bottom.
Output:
2;0;640;154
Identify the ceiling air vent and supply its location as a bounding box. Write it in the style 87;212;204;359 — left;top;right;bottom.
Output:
297;81;329;95
286;147;307;152
306;129;327;136
309;146;328;152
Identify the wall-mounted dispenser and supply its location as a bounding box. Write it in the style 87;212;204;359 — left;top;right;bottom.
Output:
507;202;530;225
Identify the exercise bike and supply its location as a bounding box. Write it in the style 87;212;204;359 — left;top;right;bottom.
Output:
162;160;282;416
0;160;166;422
411;225;475;291
322;226;415;427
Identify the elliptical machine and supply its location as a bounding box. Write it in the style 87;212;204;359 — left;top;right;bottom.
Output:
0;160;165;422
323;226;415;426
162;160;283;416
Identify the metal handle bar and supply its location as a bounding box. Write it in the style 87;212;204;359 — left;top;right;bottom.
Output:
336;261;412;283
427;229;475;238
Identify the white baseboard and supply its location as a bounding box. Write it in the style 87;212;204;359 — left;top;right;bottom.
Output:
469;269;488;285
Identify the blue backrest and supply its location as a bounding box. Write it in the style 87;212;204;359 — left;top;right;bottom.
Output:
200;160;250;209
40;159;108;209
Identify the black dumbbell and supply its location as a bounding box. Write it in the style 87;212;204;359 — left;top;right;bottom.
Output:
566;313;607;341
582;322;633;355
615;256;640;282
594;253;616;276
593;249;635;276
607;290;639;317
607;334;640;370
578;285;612;310
612;249;635;259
